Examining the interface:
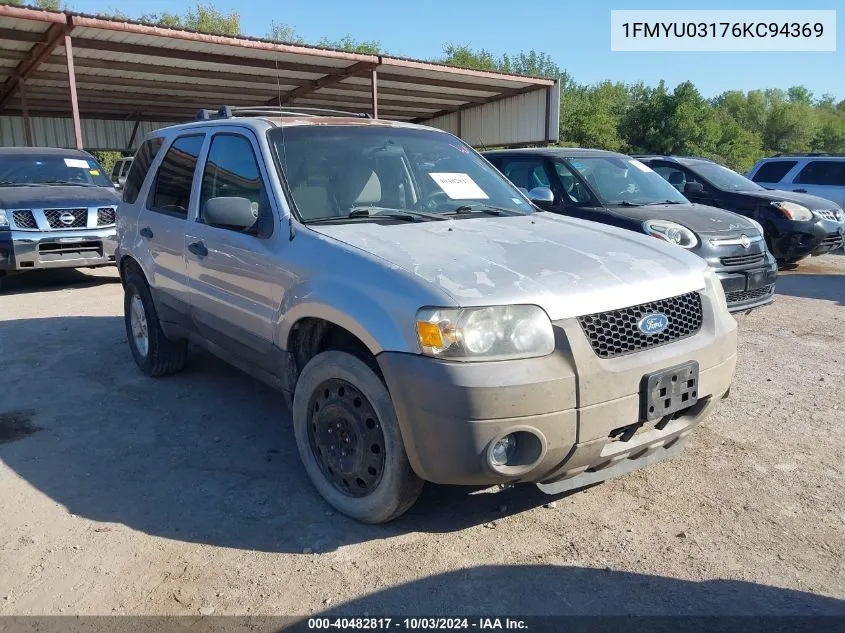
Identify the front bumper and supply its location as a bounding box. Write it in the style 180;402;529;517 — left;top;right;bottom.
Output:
762;214;827;261
0;227;117;272
810;229;844;256
695;234;777;312
378;292;737;489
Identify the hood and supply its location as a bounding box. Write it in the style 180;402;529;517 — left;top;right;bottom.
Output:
746;188;842;212
603;202;758;235
309;212;707;321
0;185;120;209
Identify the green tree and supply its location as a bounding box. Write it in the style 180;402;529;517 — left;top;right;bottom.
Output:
441;44;498;71
138;3;240;36
317;34;381;54
0;0;63;8
267;20;303;44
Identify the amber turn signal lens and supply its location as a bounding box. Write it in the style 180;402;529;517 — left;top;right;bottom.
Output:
416;321;444;349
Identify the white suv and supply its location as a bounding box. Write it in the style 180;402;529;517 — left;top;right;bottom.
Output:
748;154;845;209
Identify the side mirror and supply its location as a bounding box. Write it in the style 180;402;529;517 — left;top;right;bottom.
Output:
527;186;554;204
684;182;705;195
204;196;258;230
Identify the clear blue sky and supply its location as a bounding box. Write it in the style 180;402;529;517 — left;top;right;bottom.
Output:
73;0;843;99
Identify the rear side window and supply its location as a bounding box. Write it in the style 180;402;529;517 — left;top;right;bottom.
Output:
123;139;162;204
751;160;797;183
794;160;845;186
149;135;205;217
110;160;122;182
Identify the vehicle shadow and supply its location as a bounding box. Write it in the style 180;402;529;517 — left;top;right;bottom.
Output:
302;564;845;617
775;273;845;306
0;315;574;554
0;267;120;295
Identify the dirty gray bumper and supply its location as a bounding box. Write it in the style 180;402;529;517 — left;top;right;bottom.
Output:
377;296;737;489
0;227;117;272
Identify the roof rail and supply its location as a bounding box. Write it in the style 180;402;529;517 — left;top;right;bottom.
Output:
772;152;845;157
195;105;371;121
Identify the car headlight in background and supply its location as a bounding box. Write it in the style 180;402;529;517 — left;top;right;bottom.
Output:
0;210;9;229
642;220;699;249
705;269;730;315
770;201;812;221
416;305;555;361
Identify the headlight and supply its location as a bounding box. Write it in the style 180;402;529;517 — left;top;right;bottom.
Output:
770;201;812;221
415;305;555;361
0;210;8;229
642;219;698;249
705;270;729;315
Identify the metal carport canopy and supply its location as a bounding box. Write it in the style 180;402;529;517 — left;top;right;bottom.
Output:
0;4;560;150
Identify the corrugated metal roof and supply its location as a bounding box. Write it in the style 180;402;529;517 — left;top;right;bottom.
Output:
0;4;559;147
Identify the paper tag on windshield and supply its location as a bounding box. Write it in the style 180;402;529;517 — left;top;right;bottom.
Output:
428;173;489;200
64;158;91;168
629;160;653;173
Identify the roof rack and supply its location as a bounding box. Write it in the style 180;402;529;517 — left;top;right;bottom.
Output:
772;152;845;157
195;105;371;121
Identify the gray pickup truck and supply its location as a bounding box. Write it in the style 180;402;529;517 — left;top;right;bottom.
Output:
115;107;738;523
0;147;119;289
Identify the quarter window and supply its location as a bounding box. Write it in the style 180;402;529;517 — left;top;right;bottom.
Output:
149;135;205;217
553;161;593;204
123;138;162;204
498;158;551;193
794;161;845;186
751;160;797;183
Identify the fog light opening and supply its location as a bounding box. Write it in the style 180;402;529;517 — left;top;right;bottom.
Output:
486;430;545;475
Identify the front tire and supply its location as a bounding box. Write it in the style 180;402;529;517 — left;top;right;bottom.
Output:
292;350;423;523
123;273;187;377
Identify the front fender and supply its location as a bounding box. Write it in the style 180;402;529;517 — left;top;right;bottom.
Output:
277;279;421;355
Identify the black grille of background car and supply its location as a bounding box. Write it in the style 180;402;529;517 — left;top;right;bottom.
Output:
577;292;704;359
815;209;842;222
97;207;116;226
12;210;37;229
719;253;765;267
818;233;844;250
44;208;88;229
725;285;774;305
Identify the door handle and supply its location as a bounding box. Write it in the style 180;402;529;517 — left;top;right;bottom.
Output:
188;241;208;258
793;188;807;193
140;226;153;239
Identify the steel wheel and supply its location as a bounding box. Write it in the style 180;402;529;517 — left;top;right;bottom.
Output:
307;378;386;497
129;292;149;358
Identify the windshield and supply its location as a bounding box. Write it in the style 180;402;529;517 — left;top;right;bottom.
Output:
268;126;532;221
567;157;688;206
688;161;764;192
0;153;113;187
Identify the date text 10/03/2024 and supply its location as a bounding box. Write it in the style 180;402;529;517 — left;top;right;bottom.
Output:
307;618;529;630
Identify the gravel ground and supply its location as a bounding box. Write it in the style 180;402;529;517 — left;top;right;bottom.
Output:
0;254;843;617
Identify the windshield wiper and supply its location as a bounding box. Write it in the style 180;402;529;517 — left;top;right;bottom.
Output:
642;200;684;206
36;181;96;187
612;200;643;207
447;204;523;216
305;207;445;224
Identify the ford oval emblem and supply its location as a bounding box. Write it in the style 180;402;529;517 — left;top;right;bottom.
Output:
638;313;669;335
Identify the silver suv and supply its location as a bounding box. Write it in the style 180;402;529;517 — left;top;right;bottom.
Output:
748;154;845;209
115;107;738;523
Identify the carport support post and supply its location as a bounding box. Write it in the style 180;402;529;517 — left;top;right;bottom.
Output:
19;81;33;146
64;32;83;150
370;67;378;119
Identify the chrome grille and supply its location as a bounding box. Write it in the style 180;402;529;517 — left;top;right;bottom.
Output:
577;292;703;359
815;209;843;222
720;253;765;267
97;207;116;226
726;285;774;305
12;210;37;230
44;208;88;229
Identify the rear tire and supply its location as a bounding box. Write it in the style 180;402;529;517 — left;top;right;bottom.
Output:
123;272;187;377
292;350;423;523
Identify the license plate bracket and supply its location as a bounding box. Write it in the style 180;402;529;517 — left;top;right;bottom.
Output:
640;361;699;421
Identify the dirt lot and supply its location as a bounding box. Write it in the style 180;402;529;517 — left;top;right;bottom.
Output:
1;254;844;617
